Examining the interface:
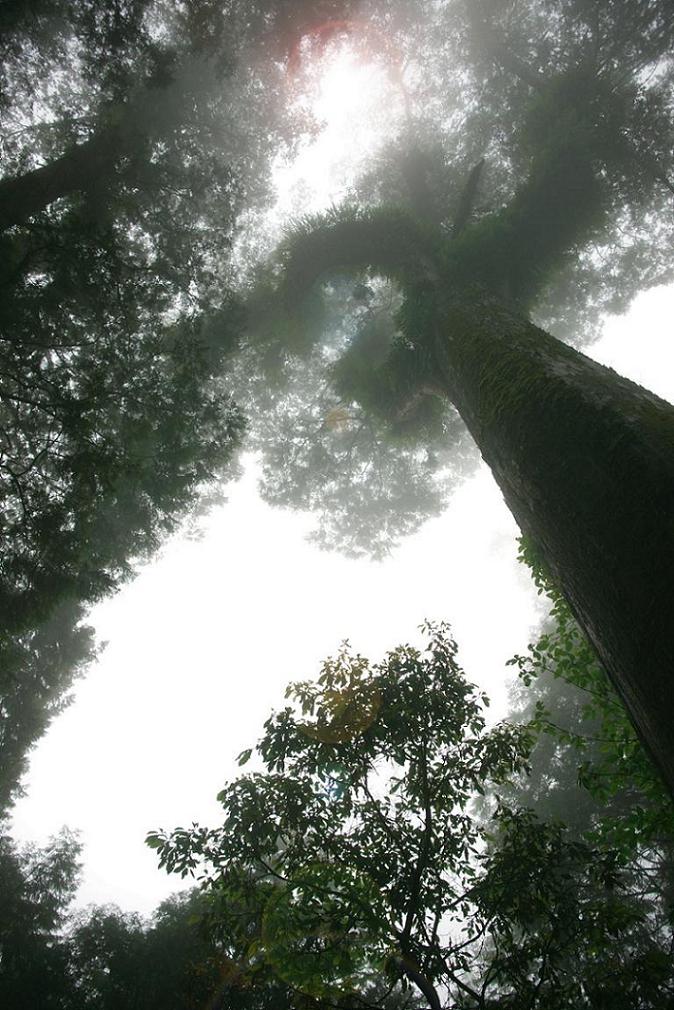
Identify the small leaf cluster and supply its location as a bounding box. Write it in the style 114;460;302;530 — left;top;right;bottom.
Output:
508;537;674;856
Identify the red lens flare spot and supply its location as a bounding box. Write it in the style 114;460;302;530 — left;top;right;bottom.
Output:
287;19;405;93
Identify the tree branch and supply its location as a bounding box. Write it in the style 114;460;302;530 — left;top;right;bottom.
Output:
280;207;440;304
0;124;126;232
400;737;433;948
392;956;442;1010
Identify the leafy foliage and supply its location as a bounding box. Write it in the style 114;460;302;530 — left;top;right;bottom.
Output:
470;805;674;1010
0;0;298;807
505;538;674;857
0;828;81;1009
236;278;475;556
3;5;674;1003
147;625;528;1005
0;276;244;809
0;602;96;814
149;620;674;1007
0;828;269;1010
64;891;236;1010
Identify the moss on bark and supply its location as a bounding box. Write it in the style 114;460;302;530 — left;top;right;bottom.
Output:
434;290;674;796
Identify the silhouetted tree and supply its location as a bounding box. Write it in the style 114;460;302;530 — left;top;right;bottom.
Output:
0;0;358;806
0;829;80;1009
0;603;95;814
149;626;674;1007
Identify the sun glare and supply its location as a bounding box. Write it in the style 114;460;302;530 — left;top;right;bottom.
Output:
273;39;407;215
312;46;388;124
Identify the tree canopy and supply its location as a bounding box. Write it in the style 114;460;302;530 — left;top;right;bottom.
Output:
149;620;674;1008
238;0;674;552
2;2;674;1003
3;0;674;797
5;587;674;1008
0;827;238;1009
229;0;674;792
0;0;361;811
0;827;81;1009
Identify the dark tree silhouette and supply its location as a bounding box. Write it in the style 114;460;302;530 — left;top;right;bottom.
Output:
0;0;358;807
150;626;674;1007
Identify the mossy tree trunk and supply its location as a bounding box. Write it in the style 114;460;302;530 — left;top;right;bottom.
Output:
434;290;674;796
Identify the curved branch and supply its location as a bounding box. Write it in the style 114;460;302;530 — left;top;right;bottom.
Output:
280;206;440;303
447;130;600;307
392;956;442;1010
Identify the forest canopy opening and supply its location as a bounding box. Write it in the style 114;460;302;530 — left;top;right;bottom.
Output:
3;1;674;1005
275;21;408;213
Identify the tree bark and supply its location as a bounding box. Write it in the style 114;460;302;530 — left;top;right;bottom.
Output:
433;290;674;798
393;956;442;1010
0;125;129;232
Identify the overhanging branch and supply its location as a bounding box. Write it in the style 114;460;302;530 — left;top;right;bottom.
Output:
280;206;440;303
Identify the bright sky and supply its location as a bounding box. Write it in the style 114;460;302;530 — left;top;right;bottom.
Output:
9;45;674;918
277;45;405;210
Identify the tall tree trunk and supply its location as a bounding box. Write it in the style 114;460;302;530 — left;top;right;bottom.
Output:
433;290;674;797
0;125;128;232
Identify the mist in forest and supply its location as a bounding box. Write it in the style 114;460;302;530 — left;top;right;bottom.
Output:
2;1;674;1007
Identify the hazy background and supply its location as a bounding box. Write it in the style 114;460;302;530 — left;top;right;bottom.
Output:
9;41;674;917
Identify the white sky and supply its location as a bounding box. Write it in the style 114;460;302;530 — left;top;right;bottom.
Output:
9;46;674;917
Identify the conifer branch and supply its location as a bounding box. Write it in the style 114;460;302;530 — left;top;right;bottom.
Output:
280;206;440;302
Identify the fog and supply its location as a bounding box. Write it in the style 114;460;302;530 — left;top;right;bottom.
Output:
2;4;674;1003
10;280;674;914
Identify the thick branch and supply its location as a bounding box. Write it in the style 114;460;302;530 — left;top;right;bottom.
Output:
0;65;195;232
448;134;601;307
392;956;442;1010
0;124;128;232
281;207;440;302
